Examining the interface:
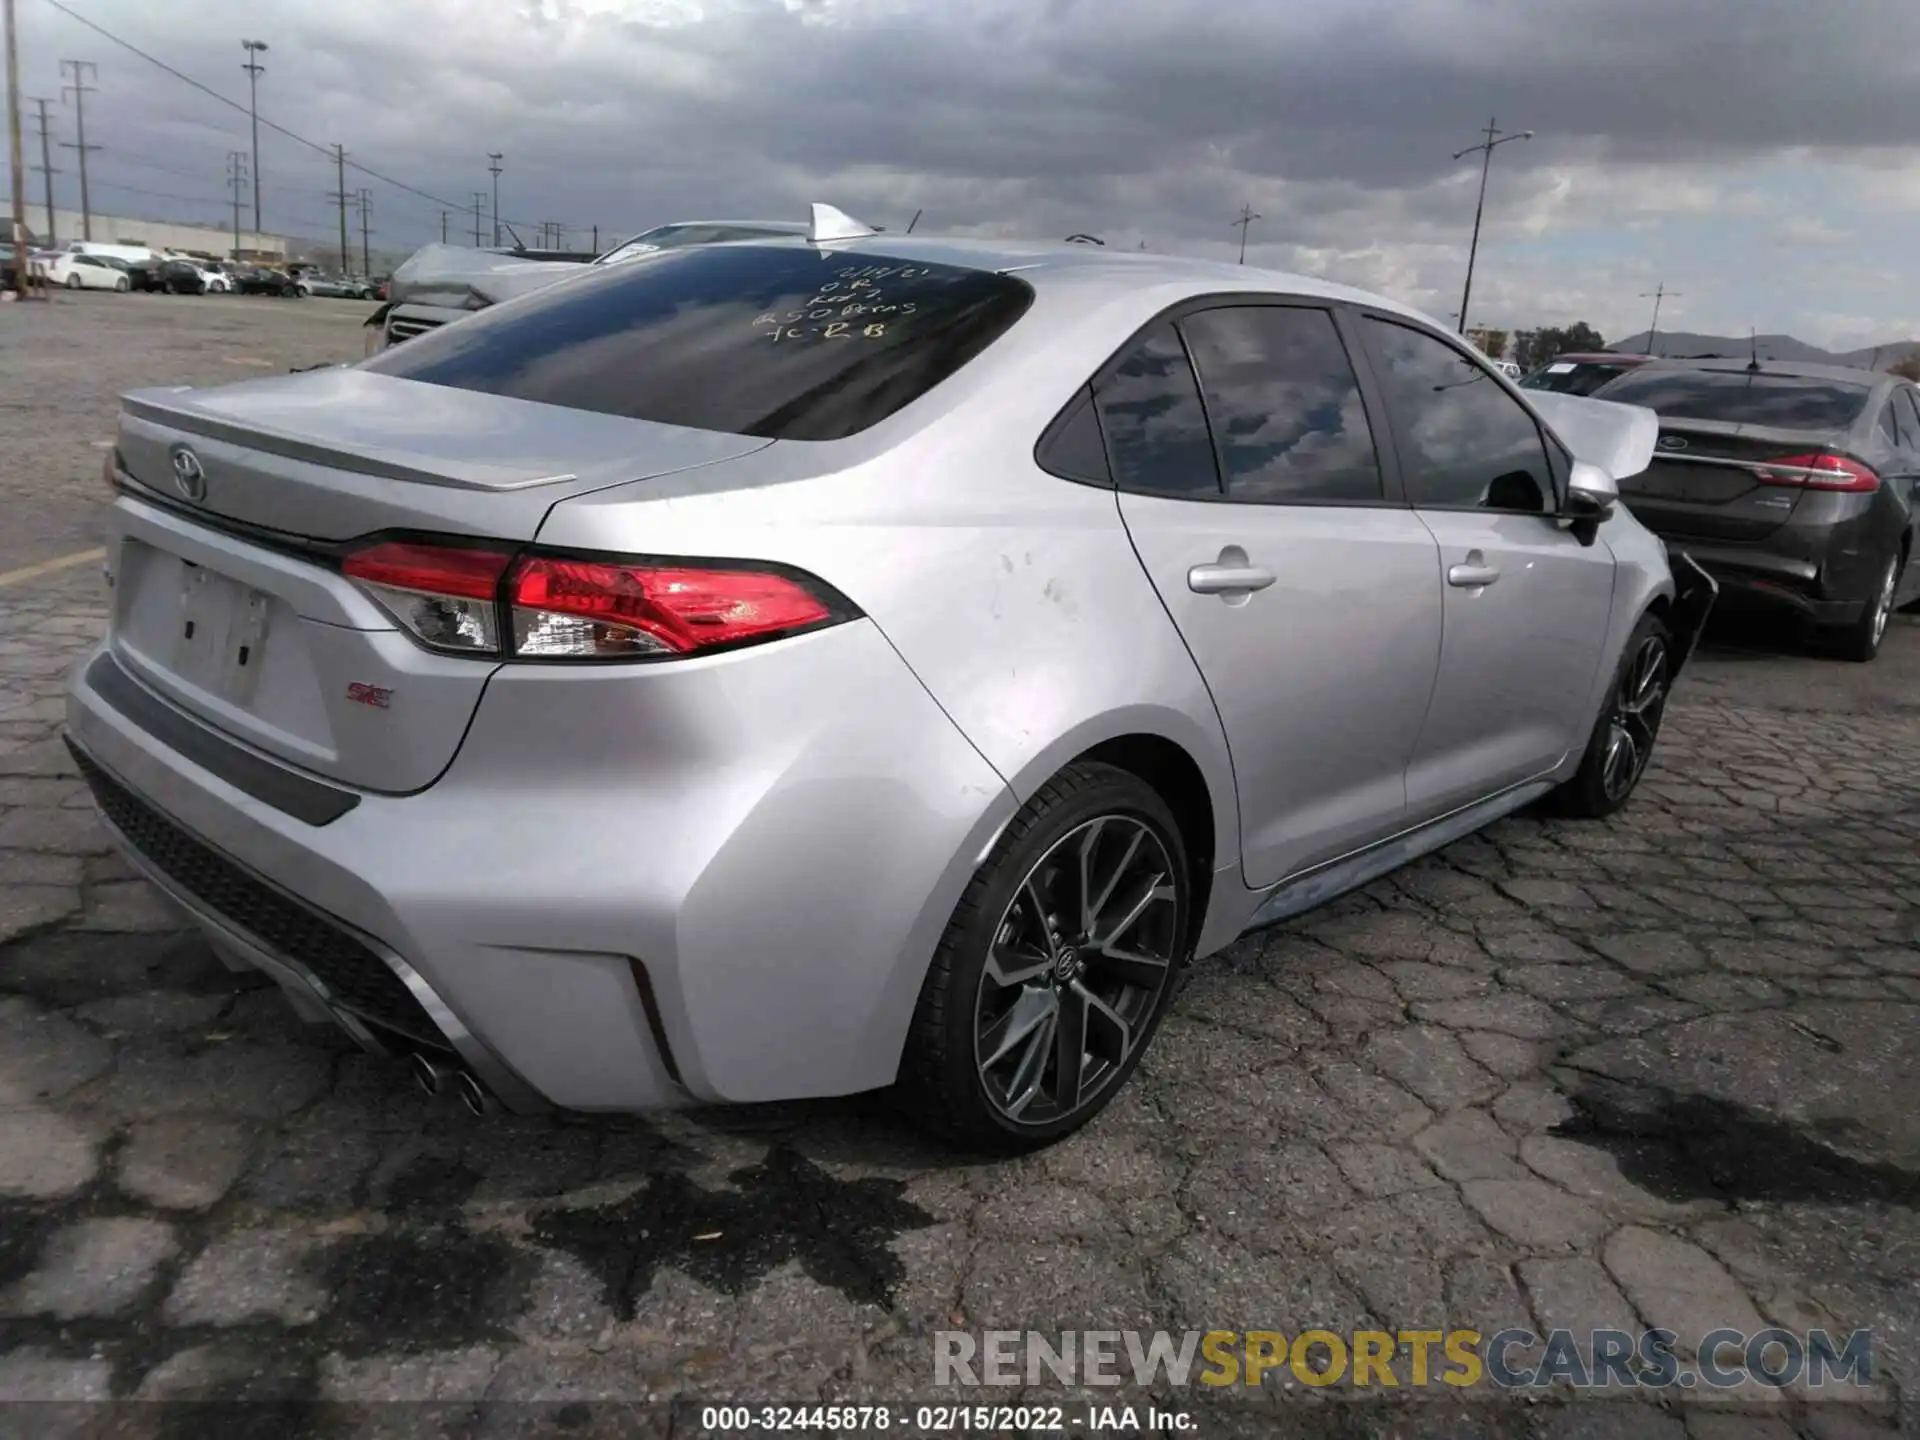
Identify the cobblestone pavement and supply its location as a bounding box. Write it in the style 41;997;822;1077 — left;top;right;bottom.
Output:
1;302;1917;1436
0;291;374;572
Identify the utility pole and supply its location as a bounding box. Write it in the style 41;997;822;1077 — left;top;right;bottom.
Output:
356;187;371;276
5;0;27;292
471;192;485;246
59;61;101;243
328;144;351;273
487;152;502;247
1639;283;1680;355
591;223;598;252
440;210;449;244
226;151;248;258
29;98;55;247
1231;203;1261;265
240;41;268;233
1452;116;1533;335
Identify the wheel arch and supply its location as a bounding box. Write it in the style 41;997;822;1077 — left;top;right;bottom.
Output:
1075;732;1218;959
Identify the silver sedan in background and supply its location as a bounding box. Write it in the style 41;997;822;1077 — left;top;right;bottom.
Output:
67;206;1712;1149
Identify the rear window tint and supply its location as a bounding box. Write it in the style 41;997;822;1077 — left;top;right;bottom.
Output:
1593;369;1871;429
363;244;1034;441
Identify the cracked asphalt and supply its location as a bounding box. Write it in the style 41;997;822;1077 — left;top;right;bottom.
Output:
1;293;1917;1437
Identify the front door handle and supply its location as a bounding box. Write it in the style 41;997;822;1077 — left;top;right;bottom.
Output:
1447;549;1499;589
1189;562;1277;595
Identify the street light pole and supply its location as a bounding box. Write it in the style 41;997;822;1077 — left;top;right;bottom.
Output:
487;152;503;248
241;41;268;235
1452;116;1533;336
1231;202;1261;265
1639;283;1680;355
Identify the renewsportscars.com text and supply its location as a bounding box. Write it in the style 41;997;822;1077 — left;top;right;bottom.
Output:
935;1327;1875;1392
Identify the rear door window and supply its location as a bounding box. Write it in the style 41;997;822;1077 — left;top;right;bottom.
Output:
1090;322;1220;496
1178;305;1384;504
364;244;1034;441
1594;369;1872;429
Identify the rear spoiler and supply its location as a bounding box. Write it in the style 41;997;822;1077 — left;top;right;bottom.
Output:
1524;391;1659;483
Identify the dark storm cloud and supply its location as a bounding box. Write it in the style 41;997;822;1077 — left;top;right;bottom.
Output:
13;0;1919;334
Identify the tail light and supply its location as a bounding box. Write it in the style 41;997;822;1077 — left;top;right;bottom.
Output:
1751;453;1880;492
341;538;852;661
341;541;513;654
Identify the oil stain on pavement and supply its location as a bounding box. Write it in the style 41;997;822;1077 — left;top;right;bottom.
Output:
530;1144;936;1317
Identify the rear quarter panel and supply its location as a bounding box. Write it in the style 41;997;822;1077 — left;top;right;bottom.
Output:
537;280;1244;920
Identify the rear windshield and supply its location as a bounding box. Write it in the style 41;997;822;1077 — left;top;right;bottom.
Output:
1521;362;1634;397
362;244;1034;441
1593;369;1872;429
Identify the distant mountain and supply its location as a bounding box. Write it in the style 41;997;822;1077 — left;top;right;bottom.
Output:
1611;331;1920;370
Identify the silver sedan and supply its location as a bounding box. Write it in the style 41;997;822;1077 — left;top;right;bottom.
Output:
67;206;1713;1149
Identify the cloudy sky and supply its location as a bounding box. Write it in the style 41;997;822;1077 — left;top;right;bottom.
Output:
6;0;1920;349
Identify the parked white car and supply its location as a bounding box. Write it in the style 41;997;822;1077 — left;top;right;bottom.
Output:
47;253;131;292
62;241;163;268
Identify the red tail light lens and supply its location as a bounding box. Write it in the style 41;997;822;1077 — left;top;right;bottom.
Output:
340;538;850;661
342;541;513;654
508;556;836;658
1752;453;1880;492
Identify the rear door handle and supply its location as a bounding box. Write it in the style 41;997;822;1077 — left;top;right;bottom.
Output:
1447;549;1499;588
1188;563;1277;595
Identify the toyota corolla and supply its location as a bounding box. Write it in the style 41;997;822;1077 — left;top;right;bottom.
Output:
66;206;1713;1149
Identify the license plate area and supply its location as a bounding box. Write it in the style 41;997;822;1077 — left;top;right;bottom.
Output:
172;563;273;705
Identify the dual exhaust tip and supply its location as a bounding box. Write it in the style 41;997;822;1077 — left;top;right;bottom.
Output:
409;1051;493;1116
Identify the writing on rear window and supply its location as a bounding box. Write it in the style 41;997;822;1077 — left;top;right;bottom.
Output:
364;244;1033;441
755;266;928;342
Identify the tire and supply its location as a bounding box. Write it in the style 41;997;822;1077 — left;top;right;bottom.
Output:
297;284;312;297
1552;610;1673;819
114;276;129;292
1823;553;1901;663
64;274;81;290
896;761;1190;1152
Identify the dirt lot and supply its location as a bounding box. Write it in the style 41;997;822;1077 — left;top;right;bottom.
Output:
0;292;1916;1436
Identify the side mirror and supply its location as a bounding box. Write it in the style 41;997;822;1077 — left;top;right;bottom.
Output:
1561;461;1617;546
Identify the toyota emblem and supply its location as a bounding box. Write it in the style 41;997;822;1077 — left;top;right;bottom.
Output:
170;447;207;502
1658;436;1688;451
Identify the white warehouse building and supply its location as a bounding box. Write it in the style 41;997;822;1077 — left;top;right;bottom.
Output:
20;204;293;261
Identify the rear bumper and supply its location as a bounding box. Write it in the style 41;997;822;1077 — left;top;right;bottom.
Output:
1663;541;1867;624
65;622;1014;1113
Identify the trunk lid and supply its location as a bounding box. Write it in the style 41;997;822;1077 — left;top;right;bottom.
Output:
108;372;770;792
1618;418;1841;544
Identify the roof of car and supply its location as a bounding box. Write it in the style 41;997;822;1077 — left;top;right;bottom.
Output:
1630;357;1890;385
715;232;1435;322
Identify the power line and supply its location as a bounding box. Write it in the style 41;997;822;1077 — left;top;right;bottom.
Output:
59;58;99;240
38;0;559;234
28;97;55;245
225;149;247;255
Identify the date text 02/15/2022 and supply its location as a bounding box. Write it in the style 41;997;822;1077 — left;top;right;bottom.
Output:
697;1405;1195;1433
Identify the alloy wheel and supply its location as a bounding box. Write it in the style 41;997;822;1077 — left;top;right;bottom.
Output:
1870;558;1897;651
972;815;1181;1127
1600;634;1669;803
